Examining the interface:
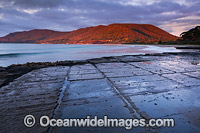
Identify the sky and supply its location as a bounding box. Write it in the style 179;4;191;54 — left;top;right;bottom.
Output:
0;0;199;37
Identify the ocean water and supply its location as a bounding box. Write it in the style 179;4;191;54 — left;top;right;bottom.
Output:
0;44;181;67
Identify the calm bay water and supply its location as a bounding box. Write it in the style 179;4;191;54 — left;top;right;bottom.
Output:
0;43;181;67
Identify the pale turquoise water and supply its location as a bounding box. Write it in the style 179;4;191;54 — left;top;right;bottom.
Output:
0;44;181;67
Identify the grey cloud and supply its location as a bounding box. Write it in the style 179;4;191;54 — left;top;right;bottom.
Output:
0;0;199;36
0;0;65;9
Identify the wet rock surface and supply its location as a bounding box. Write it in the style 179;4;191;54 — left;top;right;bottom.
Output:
0;52;200;132
0;66;69;133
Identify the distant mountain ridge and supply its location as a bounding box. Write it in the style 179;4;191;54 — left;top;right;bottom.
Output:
0;23;179;44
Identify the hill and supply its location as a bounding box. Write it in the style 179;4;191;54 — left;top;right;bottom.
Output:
179;26;200;44
0;29;68;43
0;24;179;44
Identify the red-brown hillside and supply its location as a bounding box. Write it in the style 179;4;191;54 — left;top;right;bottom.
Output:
0;24;179;44
0;29;68;43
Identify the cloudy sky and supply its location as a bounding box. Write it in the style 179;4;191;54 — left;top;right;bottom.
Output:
0;0;199;37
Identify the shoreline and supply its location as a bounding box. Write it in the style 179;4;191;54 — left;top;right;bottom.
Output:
1;51;199;88
1;43;199;67
0;44;181;67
